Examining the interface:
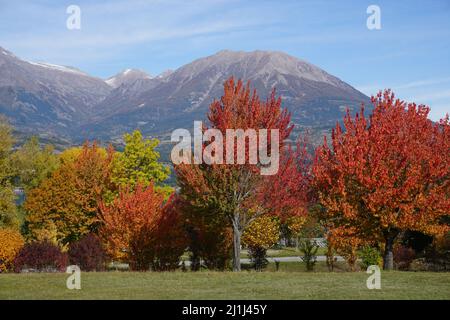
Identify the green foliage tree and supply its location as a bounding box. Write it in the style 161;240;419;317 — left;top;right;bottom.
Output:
0;188;17;229
299;239;319;271
0;116;18;229
12;136;59;192
111;130;172;195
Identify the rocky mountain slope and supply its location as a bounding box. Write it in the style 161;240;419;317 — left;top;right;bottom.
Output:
0;46;112;138
0;47;370;146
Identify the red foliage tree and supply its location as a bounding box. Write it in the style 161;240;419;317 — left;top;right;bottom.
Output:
313;90;449;269
259;139;312;220
99;184;186;271
151;195;188;270
176;77;311;271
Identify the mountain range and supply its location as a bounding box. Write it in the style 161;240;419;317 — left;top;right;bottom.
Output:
0;46;370;148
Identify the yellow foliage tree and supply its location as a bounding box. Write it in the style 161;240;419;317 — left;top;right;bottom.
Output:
242;216;280;249
242;216;279;270
286;216;307;236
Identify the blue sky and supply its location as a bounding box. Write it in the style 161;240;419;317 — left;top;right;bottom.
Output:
0;0;449;120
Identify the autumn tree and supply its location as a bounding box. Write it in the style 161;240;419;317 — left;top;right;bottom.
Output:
176;78;311;271
242;215;279;270
151;195;188;270
0;116;18;229
313;90;450;270
181;194;233;271
58;146;85;165
111;130;172;196
12;136;59;193
259;140;312;221
24;142;114;245
99;184;185;271
0;228;24;272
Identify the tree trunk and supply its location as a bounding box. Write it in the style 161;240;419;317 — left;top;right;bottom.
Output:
232;225;241;272
383;233;397;270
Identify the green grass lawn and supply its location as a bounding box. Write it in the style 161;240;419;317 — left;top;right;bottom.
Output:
1;266;449;300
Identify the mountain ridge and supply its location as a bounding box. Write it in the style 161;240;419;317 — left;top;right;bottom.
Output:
0;46;371;146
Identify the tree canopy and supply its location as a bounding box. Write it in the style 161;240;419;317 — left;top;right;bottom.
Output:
313;90;450;269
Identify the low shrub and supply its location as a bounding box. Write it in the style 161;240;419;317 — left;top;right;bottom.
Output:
393;245;415;270
68;233;107;271
13;241;68;272
299;239;318;271
242;216;279;271
0;228;25;272
248;246;269;271
359;245;382;269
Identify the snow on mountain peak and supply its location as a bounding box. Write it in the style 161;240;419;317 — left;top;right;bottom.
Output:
156;69;174;79
0;47;15;58
105;69;152;88
26;61;88;76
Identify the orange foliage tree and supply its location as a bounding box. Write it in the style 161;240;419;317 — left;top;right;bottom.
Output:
25;142;114;245
0;228;24;272
313;90;450;270
99;184;186;271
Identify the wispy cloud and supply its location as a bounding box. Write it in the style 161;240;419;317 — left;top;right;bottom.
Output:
410;89;450;102
356;77;450;121
1;0;275;64
357;77;450;92
396;77;450;90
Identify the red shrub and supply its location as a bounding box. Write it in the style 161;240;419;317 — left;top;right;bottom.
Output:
150;195;188;271
68;234;107;271
14;241;68;272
